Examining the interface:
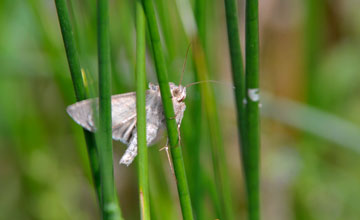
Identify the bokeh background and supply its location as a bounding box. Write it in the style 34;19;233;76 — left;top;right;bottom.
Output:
1;0;360;219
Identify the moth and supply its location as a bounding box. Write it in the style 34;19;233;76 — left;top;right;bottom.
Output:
67;82;186;166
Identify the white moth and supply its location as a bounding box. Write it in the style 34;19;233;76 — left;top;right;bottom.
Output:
67;82;186;166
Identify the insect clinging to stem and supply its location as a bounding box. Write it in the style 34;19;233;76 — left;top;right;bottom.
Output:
67;45;223;166
67;45;192;166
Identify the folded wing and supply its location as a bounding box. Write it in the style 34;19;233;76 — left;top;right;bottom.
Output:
67;92;138;144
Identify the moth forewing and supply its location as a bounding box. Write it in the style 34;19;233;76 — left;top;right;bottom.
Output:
66;99;96;132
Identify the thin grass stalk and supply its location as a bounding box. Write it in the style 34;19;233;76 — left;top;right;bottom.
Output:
304;0;324;105
135;1;151;219
173;1;212;217
245;0;260;219
54;0;101;203
223;0;253;218
223;0;247;156
97;0;122;219
141;0;194;219
192;41;234;220
184;73;205;219
194;0;206;46
193;1;234;218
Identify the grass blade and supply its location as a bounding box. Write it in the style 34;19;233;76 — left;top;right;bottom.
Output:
223;0;255;218
192;41;234;220
304;0;325;105
223;0;247;155
245;0;260;219
54;0;101;203
97;0;122;219
141;0;194;219
261;93;360;152
135;1;151;219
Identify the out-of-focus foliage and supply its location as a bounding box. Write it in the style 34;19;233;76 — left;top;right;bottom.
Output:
1;0;360;219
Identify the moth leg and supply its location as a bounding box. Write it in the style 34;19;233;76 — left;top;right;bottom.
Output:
159;139;174;176
119;135;138;166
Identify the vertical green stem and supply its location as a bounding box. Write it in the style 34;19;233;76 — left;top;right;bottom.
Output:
54;0;101;203
223;0;247;151
135;1;151;219
97;0;122;219
223;0;253;218
304;0;324;105
245;0;260;219
141;0;194;219
192;41;234;220
195;0;206;45
192;1;234;218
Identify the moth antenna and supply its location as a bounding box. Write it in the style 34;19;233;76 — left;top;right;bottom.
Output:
185;80;235;89
179;43;192;86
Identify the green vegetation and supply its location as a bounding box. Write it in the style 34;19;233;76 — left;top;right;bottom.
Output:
141;0;194;219
244;0;260;219
97;0;123;219
2;0;360;220
135;1;150;219
54;0;101;206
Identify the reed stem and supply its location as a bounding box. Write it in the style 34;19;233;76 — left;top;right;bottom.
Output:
135;1;151;219
97;0;122;219
244;0;260;219
192;40;234;220
141;0;194;219
54;0;101;204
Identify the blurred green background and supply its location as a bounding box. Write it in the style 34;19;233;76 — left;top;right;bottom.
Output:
1;0;360;219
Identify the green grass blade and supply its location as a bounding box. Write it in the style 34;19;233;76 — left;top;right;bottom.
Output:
304;0;324;105
54;0;86;101
223;0;247;151
192;41;234;220
54;0;102;203
223;0;253;218
141;0;194;219
97;0;122;219
261;93;360;152
135;1;151;219
245;0;260;219
194;0;206;45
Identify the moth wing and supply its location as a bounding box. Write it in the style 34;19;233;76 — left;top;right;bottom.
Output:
67;92;138;139
112;90;161;143
67;91;162;145
66;98;97;132
110;92;137;143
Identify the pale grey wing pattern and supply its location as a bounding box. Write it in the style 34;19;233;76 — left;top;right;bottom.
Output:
67;98;97;132
144;90;166;146
67;92;138;142
67;90;163;146
110;92;137;143
112;90;162;144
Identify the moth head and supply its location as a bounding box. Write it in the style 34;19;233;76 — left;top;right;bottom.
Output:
170;83;186;102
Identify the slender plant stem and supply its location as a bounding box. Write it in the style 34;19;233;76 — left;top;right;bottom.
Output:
192;40;234;220
223;0;247;153
97;0;122;219
192;1;234;218
135;1;151;219
141;0;194;219
304;0;324;105
245;0;260;219
54;0;86;102
194;0;206;45
223;0;257;219
54;0;101;203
